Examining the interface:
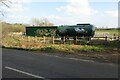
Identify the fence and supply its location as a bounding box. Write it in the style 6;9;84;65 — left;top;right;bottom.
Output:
10;35;120;45
2;35;120;49
93;36;120;41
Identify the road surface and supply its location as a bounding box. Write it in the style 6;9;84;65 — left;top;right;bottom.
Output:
2;48;118;79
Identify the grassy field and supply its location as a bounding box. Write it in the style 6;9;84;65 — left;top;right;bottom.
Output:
95;29;119;36
96;29;119;33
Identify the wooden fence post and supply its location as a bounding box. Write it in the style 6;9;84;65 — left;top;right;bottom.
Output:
52;36;54;44
69;38;71;45
63;36;65;44
36;36;38;42
43;36;45;43
113;34;116;40
34;36;36;47
105;36;107;41
118;36;120;41
26;36;29;48
75;36;77;44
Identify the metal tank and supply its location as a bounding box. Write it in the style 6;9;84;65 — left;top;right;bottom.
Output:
56;24;95;37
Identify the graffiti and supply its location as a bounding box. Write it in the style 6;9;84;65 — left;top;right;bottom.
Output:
34;29;56;36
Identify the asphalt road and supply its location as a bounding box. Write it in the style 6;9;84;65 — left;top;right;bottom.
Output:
2;48;118;79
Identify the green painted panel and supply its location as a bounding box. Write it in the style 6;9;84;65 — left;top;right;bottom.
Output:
26;26;57;37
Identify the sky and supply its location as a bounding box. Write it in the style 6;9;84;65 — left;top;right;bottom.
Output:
0;0;119;28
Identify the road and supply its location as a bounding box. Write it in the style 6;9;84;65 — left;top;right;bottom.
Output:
2;48;118;79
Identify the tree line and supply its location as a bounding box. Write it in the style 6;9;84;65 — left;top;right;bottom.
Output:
0;22;26;37
0;18;54;36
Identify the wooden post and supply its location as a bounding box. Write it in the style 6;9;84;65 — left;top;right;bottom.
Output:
36;37;38;43
63;36;65;44
69;38;71;45
43;36;45;43
114;34;116;40
26;36;28;48
118;36;120;41
37;37;39;43
27;36;29;42
75;36;77;44
35;36;37;43
52;36;54;44
105;36;107;41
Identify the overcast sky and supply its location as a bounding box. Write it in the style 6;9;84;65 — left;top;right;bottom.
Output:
1;0;119;28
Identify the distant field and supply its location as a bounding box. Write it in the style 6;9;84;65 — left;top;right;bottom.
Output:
94;29;119;37
96;29;120;34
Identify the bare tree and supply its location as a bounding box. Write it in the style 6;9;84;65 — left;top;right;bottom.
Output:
0;0;12;16
30;18;54;26
39;18;54;26
30;18;40;26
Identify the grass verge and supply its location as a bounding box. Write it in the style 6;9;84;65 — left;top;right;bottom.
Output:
1;36;119;64
1;44;119;64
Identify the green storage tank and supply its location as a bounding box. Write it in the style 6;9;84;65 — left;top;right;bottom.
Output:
56;24;95;37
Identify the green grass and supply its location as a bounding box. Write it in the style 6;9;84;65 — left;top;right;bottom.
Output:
2;36;106;53
95;29;119;35
39;44;105;54
2;43;119;64
3;35;119;52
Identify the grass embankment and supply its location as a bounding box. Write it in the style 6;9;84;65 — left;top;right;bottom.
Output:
2;35;119;64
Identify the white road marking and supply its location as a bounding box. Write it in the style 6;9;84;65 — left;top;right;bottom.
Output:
5;66;45;79
42;54;116;66
42;54;95;62
68;57;95;62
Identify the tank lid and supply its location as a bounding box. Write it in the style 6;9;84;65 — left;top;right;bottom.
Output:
77;24;90;25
